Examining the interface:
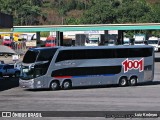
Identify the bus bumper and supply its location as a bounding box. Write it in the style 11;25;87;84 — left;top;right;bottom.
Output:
19;79;35;89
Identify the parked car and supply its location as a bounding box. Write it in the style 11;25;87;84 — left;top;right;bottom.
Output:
0;45;16;58
0;64;20;78
2;36;12;47
45;36;56;47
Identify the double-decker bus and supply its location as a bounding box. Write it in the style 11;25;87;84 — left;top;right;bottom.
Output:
19;45;154;90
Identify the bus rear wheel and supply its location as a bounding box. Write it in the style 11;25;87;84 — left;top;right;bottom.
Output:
119;77;128;87
50;81;60;90
62;80;72;90
129;77;137;86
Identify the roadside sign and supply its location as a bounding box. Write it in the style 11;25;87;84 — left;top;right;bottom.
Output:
26;40;37;47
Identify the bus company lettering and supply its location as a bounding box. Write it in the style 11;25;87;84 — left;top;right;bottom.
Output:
122;58;144;73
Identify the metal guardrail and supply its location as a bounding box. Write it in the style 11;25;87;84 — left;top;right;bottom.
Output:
11;41;27;55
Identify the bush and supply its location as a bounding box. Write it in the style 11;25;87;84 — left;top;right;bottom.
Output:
40;32;49;37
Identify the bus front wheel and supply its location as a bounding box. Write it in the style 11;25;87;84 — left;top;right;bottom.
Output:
50;81;60;90
119;77;128;87
62;80;72;90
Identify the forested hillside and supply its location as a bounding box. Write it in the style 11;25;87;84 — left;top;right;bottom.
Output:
0;0;160;25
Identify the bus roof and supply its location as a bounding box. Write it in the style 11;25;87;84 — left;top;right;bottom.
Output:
29;45;153;51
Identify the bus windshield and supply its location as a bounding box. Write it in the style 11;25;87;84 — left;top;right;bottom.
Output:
21;48;58;79
23;50;39;63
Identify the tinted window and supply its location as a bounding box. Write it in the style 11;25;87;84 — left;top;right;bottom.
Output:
56;49;115;62
55;48;153;62
52;66;121;77
86;49;115;59
115;48;128;58
129;48;152;57
143;48;153;57
37;49;57;62
129;48;141;57
114;48;152;58
23;49;57;63
23;50;39;63
72;50;86;60
34;63;49;76
56;50;73;62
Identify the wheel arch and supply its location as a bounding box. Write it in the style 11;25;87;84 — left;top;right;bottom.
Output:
49;79;61;90
62;79;72;85
61;79;72;89
118;76;128;87
49;79;60;87
118;76;128;82
129;75;138;81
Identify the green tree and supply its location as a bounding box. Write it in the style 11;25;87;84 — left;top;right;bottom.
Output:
65;17;80;24
0;0;42;25
18;4;41;25
81;0;118;24
81;0;154;24
116;0;151;23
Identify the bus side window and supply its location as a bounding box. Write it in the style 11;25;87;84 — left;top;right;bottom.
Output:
56;50;73;62
115;48;129;58
72;50;86;60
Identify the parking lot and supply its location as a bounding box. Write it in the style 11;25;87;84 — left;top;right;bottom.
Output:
0;53;160;120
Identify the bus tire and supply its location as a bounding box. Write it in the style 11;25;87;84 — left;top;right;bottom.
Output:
119;77;128;87
50;81;60;90
129;77;137;86
62;80;72;90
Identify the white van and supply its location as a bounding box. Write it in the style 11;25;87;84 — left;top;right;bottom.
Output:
148;37;160;52
123;38;130;45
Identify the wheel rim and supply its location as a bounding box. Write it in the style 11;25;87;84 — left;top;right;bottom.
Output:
51;82;58;89
63;81;70;89
120;78;126;86
130;78;136;85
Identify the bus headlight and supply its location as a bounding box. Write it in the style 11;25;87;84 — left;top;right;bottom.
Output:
37;81;41;85
154;47;158;51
